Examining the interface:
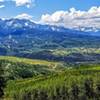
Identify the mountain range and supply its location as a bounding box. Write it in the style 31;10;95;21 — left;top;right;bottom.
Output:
0;18;100;63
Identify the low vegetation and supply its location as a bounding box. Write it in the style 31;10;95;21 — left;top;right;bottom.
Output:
5;67;100;100
0;56;100;100
0;56;65;80
51;47;100;56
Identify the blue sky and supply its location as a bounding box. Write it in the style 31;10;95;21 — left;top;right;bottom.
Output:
0;0;100;20
0;0;100;30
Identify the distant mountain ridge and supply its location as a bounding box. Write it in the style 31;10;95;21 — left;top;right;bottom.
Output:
0;18;69;36
0;18;100;36
0;18;100;63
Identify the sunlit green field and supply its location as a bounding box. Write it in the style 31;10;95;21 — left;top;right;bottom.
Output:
0;56;63;67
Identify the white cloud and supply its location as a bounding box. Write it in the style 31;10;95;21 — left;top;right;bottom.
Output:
13;0;34;8
0;0;35;8
40;6;100;31
0;0;4;2
15;13;33;20
0;5;5;8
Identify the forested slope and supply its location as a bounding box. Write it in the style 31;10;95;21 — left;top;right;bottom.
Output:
0;56;99;100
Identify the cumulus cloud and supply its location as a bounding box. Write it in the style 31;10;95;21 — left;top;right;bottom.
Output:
13;0;34;8
15;13;33;20
40;6;100;31
0;5;5;8
0;0;4;2
0;0;35;8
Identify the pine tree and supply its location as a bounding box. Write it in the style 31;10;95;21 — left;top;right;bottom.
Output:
70;83;80;100
0;61;5;98
38;89;48;100
96;82;100;99
55;87;62;100
33;90;39;100
60;86;69;100
84;79;94;99
22;92;32;100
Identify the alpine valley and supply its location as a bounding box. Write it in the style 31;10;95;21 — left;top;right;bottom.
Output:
0;18;100;64
1;18;100;100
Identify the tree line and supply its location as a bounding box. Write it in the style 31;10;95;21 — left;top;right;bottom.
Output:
12;78;100;100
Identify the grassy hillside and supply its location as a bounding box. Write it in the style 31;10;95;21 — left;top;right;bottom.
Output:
0;56;63;66
0;56;65;80
4;63;100;100
0;56;100;100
